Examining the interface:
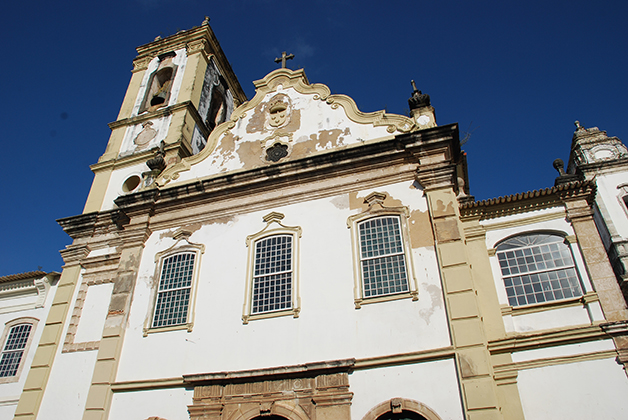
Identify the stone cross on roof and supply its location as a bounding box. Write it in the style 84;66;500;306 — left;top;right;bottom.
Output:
274;51;295;68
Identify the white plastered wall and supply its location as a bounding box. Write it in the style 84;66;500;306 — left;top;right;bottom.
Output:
98;161;152;212
350;359;464;420
482;208;603;333
177;84;397;184
117;180;449;382
109;388;194;420
513;340;628;420
38;269;97;420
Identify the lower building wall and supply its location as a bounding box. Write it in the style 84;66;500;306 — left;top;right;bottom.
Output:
37;350;99;420
0;398;20;419
350;359;463;420
104;359;462;420
517;357;628;419
109;388;194;420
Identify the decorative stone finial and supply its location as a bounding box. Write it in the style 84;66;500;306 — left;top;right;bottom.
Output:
408;80;431;109
553;158;581;186
553;158;566;176
575;120;585;131
202;16;210;26
146;140;166;172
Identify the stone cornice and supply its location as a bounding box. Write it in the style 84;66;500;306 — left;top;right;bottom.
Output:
57;212;100;240
91;141;187;173
577;158;628;175
488;324;608;354
396;124;462;190
460;181;596;221
183;359;355;385
0;275;56;314
133;24;246;104
111;125;458;220
59;245;91;265
57;210;125;240
107;101;207;138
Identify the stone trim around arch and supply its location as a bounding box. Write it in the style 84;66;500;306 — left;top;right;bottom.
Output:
361;398;443;420
186;359;354;420
227;400;310;420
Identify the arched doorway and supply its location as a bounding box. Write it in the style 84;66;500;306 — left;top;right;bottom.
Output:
361;398;442;420
251;417;289;420
376;411;427;420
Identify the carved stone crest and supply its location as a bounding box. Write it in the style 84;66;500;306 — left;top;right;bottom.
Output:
267;94;291;128
134;121;158;151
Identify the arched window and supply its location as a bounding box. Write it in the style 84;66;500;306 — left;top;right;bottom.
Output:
496;233;583;307
0;318;38;383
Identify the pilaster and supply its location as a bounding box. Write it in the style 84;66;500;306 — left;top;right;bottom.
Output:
422;181;506;420
13;249;88;420
559;186;628;321
559;185;628;373
81;206;153;420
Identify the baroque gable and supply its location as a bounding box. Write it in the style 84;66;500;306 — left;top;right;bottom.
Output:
157;68;416;186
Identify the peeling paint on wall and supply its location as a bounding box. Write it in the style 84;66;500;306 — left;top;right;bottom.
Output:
409;209;435;248
434;199;456;218
419;283;443;325
237;138;264;167
330;195;350;210
246;101;267;134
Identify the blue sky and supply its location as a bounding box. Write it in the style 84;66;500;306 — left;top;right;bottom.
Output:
1;1;627;275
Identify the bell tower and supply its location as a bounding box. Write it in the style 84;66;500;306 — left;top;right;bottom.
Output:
567;121;628;302
84;18;247;213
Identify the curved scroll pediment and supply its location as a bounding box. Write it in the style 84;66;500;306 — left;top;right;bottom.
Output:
157;68;416;187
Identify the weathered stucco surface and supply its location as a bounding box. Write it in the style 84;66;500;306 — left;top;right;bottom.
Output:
174;80;399;183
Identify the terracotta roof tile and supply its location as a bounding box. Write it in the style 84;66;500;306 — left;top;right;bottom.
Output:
0;271;48;284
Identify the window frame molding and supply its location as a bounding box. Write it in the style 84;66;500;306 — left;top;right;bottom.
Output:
143;230;204;336
0;317;39;384
242;212;302;324
493;230;587;310
347;192;418;309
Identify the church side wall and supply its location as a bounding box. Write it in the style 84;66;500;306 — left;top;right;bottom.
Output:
482;208;602;334
517;355;628;419
116;180;449;382
349;360;464;420
0;277;58;419
109;388;194;420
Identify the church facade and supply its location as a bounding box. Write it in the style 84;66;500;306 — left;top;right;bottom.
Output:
8;20;628;420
